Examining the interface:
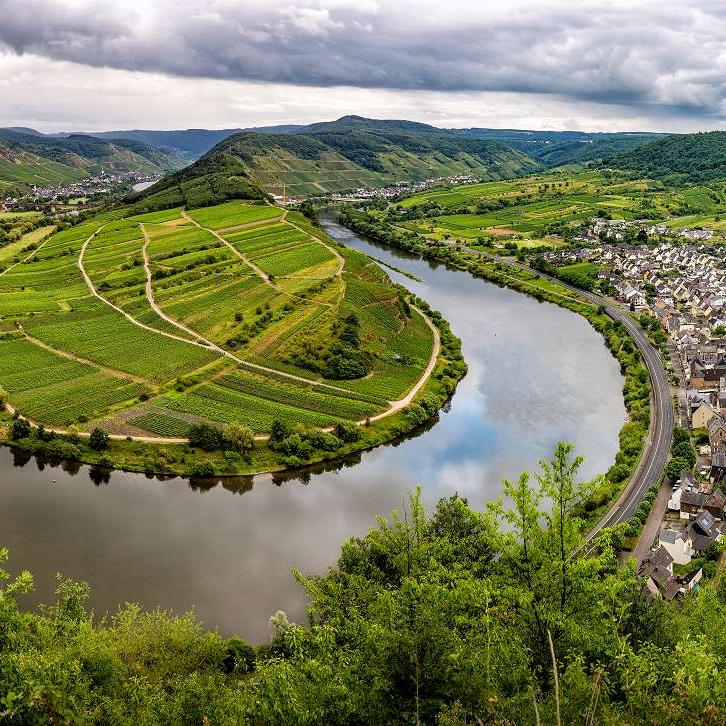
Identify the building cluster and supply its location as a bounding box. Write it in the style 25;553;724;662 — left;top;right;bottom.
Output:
2;171;156;211
640;470;725;601
338;174;479;201
586;217;716;243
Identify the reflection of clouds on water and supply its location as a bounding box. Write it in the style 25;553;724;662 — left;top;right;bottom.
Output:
0;220;627;643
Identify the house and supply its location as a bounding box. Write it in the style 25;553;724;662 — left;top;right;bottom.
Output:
639;546;674;586
686;511;721;553
705;489;726;519
681;568;703;593
709;416;726;449
658;528;694;565
712;448;726;482
680;489;707;518
693;401;718;429
663;578;682;601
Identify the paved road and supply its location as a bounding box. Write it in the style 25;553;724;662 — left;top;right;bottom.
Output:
451;243;675;539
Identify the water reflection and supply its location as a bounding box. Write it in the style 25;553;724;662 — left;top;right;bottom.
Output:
0;218;626;642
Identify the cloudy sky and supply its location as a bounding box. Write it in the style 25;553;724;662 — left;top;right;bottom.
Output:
1;0;725;133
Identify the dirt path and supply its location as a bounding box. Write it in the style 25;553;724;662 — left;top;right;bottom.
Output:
367;307;441;421
0;231;54;279
19;327;152;387
182;210;276;288
78;226;213;349
284;212;345;277
140;224;213;347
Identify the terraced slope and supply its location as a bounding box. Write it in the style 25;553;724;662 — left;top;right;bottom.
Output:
137;116;541;203
0;129;183;192
0;201;436;438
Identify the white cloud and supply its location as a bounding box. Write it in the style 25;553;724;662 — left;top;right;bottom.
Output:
1;1;726;131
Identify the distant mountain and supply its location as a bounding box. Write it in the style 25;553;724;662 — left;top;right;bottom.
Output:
82;129;243;162
452;128;663;167
609;131;726;183
0;129;183;193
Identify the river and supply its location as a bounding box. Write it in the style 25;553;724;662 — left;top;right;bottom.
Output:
132;181;156;192
0;215;626;642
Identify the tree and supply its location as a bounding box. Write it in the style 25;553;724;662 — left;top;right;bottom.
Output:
88;428;110;451
223;422;254;453
666;456;690;480
188;423;224;451
10;417;31;439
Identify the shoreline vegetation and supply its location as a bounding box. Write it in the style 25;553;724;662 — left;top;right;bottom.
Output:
4;444;726;724
337;205;653;527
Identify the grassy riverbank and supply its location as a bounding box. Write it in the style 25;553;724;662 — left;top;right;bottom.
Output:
338;206;652;525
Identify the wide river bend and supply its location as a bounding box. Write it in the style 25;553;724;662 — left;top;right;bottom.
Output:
0;216;626;641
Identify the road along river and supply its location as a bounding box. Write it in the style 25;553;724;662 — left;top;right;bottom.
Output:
0;216;626;642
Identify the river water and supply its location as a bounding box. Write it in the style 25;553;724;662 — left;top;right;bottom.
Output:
0;216;626;642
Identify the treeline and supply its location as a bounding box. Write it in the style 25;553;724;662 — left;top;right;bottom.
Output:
611;131;726;184
3;445;726;723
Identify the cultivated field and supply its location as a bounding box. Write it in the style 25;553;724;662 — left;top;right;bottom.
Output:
0;201;436;438
395;170;726;244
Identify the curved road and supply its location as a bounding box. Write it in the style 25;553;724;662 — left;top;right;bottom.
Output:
450;242;675;539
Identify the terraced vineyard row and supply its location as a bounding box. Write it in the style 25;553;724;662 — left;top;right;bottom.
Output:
0;201;436;441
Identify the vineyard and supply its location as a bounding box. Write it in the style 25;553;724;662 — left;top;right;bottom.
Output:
0;200;437;442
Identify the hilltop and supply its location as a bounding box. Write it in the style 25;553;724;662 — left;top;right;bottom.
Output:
135;116;541;203
610;131;726;183
0;129;183;194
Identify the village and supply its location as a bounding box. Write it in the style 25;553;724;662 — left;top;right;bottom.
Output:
539;217;726;600
1;170;158;212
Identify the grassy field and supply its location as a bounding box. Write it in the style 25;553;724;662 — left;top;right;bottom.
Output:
394;169;726;244
0;201;436;444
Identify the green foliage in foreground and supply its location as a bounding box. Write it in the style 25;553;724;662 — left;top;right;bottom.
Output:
2;444;726;724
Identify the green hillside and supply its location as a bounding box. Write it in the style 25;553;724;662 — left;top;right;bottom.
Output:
0;130;183;192
138;116;541;203
454;128;661;167
611;131;726;183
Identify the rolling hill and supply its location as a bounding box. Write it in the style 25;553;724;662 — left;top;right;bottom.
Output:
452;128;662;167
0;129;183;194
136;116;542;205
610;131;726;183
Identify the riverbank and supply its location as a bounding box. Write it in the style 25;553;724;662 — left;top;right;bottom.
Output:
0;289;466;478
338;206;655;527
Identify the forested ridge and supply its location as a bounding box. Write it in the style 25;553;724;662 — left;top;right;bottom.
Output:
2;444;726;724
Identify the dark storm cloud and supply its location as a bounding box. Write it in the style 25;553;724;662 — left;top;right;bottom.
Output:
2;0;726;117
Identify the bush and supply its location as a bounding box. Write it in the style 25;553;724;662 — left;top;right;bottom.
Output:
223;422;254;453
188;424;224;451
190;461;215;477
89;428;110;452
10;418;31;440
335;422;361;443
222;637;256;675
304;429;341;452
270;420;293;443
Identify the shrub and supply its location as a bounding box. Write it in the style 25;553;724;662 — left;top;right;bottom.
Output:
188;424;225;451
335;422;361;443
190;461;215;477
222;637;256;675
305;429;341;452
223;422;254;453
89;428;110;452
270;420;293;443
10;418;31;440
